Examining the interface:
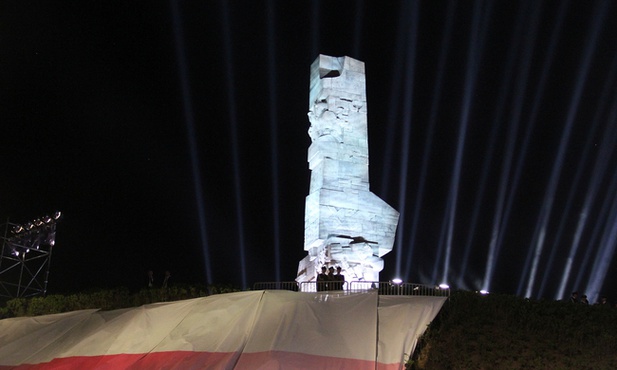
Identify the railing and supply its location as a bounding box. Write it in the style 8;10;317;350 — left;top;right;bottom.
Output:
299;281;348;292
252;281;300;291
252;281;450;297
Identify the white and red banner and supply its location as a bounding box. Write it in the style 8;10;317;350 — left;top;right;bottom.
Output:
0;290;445;369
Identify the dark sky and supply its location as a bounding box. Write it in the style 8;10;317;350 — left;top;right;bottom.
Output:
2;0;617;301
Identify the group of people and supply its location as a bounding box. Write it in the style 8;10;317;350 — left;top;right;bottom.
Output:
570;291;612;306
147;270;171;289
316;265;345;291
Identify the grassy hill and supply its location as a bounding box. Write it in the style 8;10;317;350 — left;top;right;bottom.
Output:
411;291;617;369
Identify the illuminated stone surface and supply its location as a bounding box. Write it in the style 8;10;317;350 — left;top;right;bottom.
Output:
297;55;399;288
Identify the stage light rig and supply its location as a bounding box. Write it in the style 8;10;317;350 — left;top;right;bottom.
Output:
0;211;62;298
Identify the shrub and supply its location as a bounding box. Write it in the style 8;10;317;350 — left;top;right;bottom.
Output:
0;284;221;317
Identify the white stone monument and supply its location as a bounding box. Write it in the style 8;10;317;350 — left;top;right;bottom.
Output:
296;55;399;289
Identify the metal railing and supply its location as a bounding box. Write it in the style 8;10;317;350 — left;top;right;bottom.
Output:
252;281;450;297
252;281;301;291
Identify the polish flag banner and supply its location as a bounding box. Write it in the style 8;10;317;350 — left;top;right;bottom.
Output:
0;290;445;369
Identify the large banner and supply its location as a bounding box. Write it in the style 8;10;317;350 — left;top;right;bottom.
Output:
0;290;445;369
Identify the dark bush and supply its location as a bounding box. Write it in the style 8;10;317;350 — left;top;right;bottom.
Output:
411;291;617;369
0;283;235;318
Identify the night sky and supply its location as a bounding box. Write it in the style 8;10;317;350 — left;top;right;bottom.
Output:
2;1;617;302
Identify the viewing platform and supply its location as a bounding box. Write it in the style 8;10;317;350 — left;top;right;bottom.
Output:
253;281;450;297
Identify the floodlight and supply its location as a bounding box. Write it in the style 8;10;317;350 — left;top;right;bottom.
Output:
479;290;489;295
1;212;62;298
438;283;450;289
391;278;403;284
46;231;56;246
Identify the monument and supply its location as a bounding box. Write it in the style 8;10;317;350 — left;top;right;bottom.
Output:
296;55;399;289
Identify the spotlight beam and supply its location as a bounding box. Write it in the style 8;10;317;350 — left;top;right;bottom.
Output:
459;1;532;284
432;195;453;285
442;0;492;285
221;2;248;289
557;119;617;299
522;0;609;298
538;113;602;297
351;0;365;58
482;0;541;292
404;0;457;281
170;0;212;284
578;166;617;302
551;53;617;299
394;0;419;277
499;0;569;296
380;1;417;199
576;98;617;302
266;0;281;282
536;103;600;297
585;185;617;304
310;1;320;60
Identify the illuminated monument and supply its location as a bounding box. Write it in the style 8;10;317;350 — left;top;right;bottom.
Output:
296;55;399;287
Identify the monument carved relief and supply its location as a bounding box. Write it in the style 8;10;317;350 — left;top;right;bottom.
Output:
297;55;399;289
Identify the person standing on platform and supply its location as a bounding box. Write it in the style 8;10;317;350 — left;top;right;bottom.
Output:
334;266;345;290
147;270;155;288
317;266;328;291
327;266;335;290
162;270;171;288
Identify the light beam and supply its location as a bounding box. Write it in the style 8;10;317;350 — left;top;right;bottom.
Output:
221;2;248;289
266;0;281;282
442;0;491;285
380;1;415;198
577;167;617;302
551;53;617;299
394;0;419;278
498;0;569;296
170;0;212;284
405;0;456;282
585;188;617;304
482;0;541;293
522;0;609;298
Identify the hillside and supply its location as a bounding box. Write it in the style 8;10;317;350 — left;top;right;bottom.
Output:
2;287;617;369
412;291;617;369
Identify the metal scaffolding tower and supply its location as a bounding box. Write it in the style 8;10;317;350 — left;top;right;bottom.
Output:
0;212;61;298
